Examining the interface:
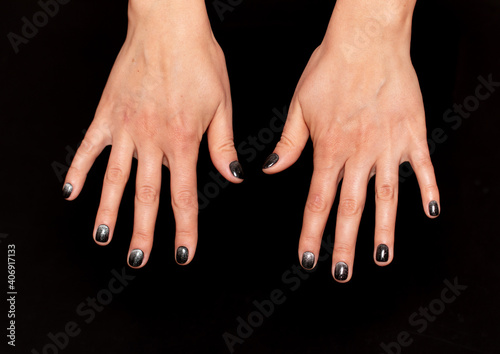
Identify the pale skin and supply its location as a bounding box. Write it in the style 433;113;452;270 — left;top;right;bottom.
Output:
63;0;242;268
264;0;440;281
64;0;440;278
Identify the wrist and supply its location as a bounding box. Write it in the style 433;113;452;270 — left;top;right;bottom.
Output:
323;0;416;56
332;0;416;27
128;0;209;28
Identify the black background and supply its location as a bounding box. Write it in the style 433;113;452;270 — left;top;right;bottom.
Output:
1;0;500;353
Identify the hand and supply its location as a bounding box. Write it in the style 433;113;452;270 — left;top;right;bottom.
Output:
62;0;243;268
263;0;440;282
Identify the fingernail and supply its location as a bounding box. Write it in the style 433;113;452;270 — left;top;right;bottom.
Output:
128;249;144;267
62;183;73;198
229;161;244;179
429;200;439;216
176;246;189;265
334;261;348;281
95;225;109;243
301;251;315;270
262;153;279;169
376;244;389;262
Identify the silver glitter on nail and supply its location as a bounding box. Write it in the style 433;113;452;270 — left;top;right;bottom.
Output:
129;249;144;267
334;261;348;281
429;200;439;216
229;161;244;179
262;153;279;169
62;183;73;198
176;246;189;264
302;251;315;270
96;225;109;243
376;244;389;262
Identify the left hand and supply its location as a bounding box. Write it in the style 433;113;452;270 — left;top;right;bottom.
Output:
262;0;440;282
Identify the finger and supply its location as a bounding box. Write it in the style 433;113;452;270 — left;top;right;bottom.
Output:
63;127;109;200
262;100;309;174
127;148;163;269
298;159;343;270
373;159;399;266
332;163;370;283
410;148;440;218
207;101;244;183
93;134;134;246
169;147;199;266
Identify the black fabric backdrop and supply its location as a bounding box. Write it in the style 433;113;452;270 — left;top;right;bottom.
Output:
1;0;499;353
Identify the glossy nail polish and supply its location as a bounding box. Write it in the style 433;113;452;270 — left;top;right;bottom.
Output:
376;244;389;262
262;153;279;169
62;183;73;198
129;249;144;267
95;225;109;243
229;161;244;179
429;200;439;216
334;262;348;281
301;251;315;270
176;246;189;264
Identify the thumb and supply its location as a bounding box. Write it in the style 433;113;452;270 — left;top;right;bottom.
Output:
262;100;309;174
207;101;244;183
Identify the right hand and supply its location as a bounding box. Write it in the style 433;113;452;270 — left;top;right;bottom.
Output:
63;0;243;268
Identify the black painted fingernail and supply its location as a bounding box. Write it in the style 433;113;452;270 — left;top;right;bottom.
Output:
229;161;244;179
62;183;73;198
429;200;439;216
129;249;144;267
176;246;189;264
302;251;315;270
95;225;109;243
262;153;279;169
376;244;389;262
334;262;348;281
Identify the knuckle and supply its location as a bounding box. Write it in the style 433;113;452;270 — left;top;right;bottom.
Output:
97;207;115;219
172;190;197;210
134;230;151;242
376;224;393;236
176;127;197;142
137;116;159;138
413;154;434;169
338;198;360;217
305;193;328;214
313;145;339;166
79;130;102;154
333;242;352;256
105;167;126;185
301;234;319;244
413;138;431;153
176;229;195;239
277;132;295;149
423;183;437;194
376;184;395;201
215;138;236;154
315;132;338;153
168;120;200;146
67;165;82;177
136;185;158;204
79;139;94;155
